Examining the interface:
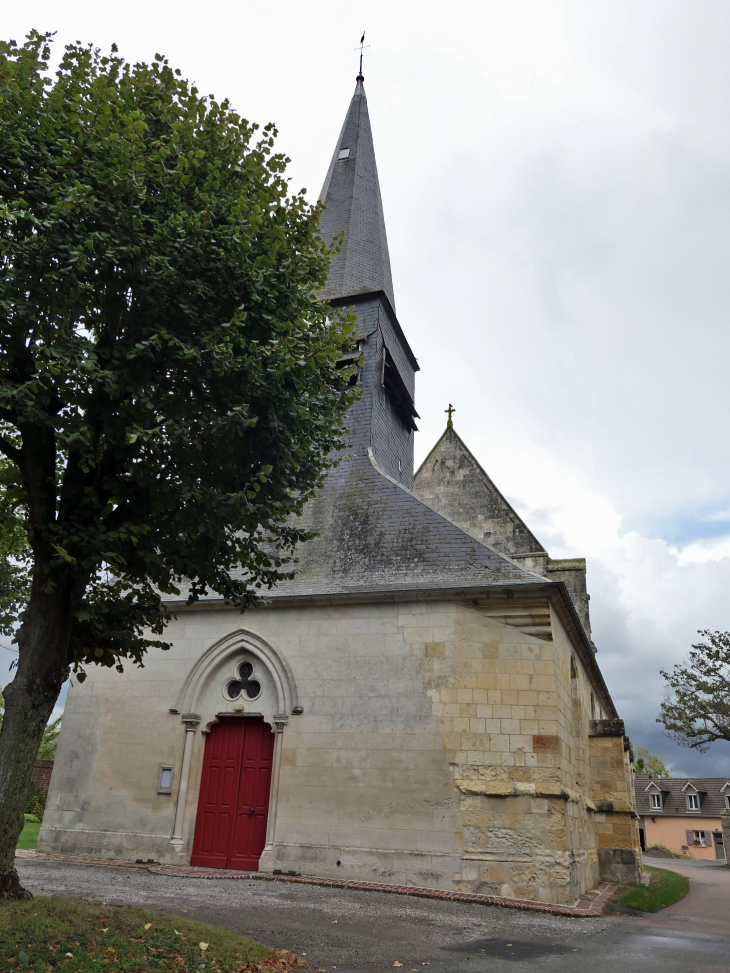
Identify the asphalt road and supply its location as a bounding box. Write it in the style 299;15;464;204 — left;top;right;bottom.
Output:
16;859;730;973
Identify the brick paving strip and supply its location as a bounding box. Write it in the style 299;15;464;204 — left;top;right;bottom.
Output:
17;849;617;917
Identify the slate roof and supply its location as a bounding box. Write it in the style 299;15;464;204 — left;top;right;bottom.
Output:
267;451;545;600
635;775;730;818
318;78;395;310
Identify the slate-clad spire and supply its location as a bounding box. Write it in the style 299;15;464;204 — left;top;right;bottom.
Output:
319;78;396;310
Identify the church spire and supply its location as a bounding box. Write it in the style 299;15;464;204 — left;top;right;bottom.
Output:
318;76;396;310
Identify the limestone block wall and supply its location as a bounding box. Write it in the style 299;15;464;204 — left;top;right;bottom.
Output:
40;595;620;903
588;720;642;885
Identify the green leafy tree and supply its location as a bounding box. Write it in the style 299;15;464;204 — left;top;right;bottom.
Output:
658;630;730;751
0;457;30;634
0;32;357;898
36;714;62;761
633;744;670;778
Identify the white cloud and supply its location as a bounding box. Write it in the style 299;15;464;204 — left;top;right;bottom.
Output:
6;0;730;774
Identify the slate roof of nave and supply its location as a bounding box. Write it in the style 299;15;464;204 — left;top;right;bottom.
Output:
265;452;546;600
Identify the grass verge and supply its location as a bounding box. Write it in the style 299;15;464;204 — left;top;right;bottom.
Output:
0;896;304;972
17;822;41;850
612;865;689;913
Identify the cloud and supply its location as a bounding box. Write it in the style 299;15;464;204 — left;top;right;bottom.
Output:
6;0;730;777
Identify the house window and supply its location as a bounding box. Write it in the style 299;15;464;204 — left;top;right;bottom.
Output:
725;795;730;811
686;793;700;811
650;792;663;810
693;831;706;846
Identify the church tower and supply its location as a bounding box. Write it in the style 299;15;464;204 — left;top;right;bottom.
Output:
318;76;419;488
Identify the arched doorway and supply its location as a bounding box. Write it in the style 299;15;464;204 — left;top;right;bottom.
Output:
169;629;299;869
191;716;274;869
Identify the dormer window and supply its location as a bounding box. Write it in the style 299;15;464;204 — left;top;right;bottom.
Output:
686;793;700;811
650;792;663;810
338;148;351;160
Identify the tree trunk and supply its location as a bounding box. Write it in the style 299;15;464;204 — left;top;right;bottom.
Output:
0;590;71;899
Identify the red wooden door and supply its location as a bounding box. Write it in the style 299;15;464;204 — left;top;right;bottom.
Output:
191;718;274;870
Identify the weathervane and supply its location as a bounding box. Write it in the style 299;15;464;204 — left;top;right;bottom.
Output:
445;404;455;429
355;31;369;81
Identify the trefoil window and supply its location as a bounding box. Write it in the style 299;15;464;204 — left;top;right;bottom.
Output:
226;661;261;702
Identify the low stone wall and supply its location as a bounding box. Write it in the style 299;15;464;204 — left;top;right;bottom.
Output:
31;760;54;801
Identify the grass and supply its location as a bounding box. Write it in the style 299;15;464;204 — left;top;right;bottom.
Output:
612;865;690;913
17;822;41;850
0;897;304;972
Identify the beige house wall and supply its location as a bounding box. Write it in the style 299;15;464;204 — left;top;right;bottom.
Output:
39;595;636;904
644;816;724;860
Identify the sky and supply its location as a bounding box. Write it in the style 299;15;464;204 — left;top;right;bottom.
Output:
4;1;730;776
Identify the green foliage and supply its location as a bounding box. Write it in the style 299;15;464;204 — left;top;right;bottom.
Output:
0;457;29;635
23;813;39;824
645;844;681;859
25;779;45;818
613;866;689;913
15;821;39;850
36;714;61;760
633;745;670;778
658;630;730;751
0;897;298;971
0;32;357;676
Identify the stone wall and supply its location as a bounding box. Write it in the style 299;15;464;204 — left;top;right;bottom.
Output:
588;720;642;885
40;596;625;903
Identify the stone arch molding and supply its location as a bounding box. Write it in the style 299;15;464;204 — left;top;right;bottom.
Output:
174;629;299;733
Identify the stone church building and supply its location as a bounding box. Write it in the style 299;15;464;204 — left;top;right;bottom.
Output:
39;74;641;905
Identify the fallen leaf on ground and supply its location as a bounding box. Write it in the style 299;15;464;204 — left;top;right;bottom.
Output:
65;953;73;958
145;922;154;930
393;963;402;968
199;942;208;950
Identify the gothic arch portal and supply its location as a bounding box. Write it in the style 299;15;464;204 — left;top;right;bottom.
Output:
174;628;299;733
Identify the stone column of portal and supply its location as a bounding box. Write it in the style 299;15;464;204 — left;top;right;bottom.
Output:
169;714;201;850
259;717;287;870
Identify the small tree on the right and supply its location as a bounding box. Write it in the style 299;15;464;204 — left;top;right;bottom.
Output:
658;630;730;751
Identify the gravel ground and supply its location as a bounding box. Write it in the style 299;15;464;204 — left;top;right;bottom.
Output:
16;860;730;973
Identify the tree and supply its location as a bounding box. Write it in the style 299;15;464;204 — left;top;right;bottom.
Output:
0;457;30;634
36;714;62;761
658;630;730;752
0;32;357;898
633;744;670;778
0;687;59;760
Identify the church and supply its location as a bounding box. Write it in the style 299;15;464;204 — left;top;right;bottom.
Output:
39;72;641;905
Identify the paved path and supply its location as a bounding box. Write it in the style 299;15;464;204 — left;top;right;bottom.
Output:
639;856;730;937
16;859;730;973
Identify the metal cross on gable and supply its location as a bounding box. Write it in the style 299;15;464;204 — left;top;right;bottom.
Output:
445;403;455;428
228;660;261;700
355;31;369;79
